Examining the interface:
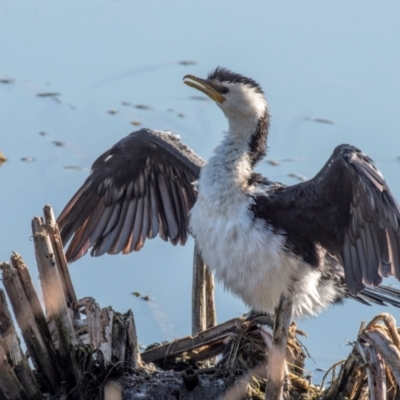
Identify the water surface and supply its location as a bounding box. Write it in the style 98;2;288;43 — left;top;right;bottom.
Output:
1;0;400;382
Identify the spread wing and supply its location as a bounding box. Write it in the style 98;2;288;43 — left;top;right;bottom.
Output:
251;144;400;295
57;129;204;262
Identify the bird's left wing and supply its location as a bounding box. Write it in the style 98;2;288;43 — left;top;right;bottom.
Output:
251;144;400;294
57;129;204;262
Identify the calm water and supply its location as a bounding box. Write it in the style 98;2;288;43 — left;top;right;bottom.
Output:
1;1;400;382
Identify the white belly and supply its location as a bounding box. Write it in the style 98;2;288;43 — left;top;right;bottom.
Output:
190;194;335;317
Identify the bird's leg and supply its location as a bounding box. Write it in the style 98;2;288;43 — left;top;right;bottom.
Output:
265;293;293;400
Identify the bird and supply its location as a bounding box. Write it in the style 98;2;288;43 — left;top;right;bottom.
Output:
57;67;400;398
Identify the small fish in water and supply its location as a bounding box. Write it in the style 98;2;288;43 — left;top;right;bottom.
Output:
107;109;118;115
52;140;66;147
39;131;49;136
131;120;141;126
177;113;185;118
21;157;36;162
121;101;132;106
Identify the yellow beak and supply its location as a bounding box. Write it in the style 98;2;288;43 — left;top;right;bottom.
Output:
183;74;226;103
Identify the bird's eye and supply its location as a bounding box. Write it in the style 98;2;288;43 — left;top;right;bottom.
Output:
219;87;229;94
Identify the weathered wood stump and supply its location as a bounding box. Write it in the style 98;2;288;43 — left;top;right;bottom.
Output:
0;206;140;400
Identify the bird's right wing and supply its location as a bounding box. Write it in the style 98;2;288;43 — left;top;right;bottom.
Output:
57;129;204;262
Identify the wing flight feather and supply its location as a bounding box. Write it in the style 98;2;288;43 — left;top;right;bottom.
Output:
251;144;400;294
57;129;204;262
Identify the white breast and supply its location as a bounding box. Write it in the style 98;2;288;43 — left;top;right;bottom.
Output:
189;149;338;317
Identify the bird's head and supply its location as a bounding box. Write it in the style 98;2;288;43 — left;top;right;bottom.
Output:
183;67;268;123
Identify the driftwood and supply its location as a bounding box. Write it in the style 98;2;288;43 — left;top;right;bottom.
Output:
1;205;400;399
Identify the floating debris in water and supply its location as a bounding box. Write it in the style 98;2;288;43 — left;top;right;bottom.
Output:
287;173;307;182
107;109;118;115
135;104;152;110
36;92;61;98
63;166;83;171
304;117;335;125
280;157;305;162
131;120;141;126
21;157;36;162
266;159;280;166
131;291;151;301
121;101;132;106
266;157;305;166
52;140;66;147
0;152;7;166
189;95;209;101
178;60;197;66
0;76;14;84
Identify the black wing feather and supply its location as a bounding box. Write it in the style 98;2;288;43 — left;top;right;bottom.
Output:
251;144;400;295
57;129;204;262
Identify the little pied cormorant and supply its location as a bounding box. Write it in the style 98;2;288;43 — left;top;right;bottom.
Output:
57;67;400;398
58;67;400;317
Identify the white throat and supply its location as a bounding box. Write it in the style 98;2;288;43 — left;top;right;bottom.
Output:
218;83;268;139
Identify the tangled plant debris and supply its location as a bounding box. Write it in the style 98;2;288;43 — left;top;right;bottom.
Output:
0;206;399;399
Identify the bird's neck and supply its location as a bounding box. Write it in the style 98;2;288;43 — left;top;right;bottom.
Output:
198;111;269;202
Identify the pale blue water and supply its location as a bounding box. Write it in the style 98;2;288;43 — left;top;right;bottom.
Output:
1;0;400;384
